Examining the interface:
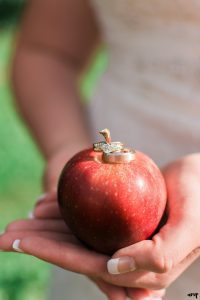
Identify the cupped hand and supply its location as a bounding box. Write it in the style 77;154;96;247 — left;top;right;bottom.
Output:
1;192;165;300
0;144;128;300
34;194;166;299
40;151;200;294
6;148;200;299
103;153;200;291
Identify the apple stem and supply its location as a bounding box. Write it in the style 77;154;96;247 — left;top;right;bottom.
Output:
99;128;112;144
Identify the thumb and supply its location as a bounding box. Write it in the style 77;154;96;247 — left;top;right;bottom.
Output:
107;221;197;275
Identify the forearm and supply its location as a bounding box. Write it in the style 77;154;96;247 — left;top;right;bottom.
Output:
12;46;91;159
163;152;200;221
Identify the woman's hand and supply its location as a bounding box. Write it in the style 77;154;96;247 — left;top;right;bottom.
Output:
103;153;200;291
0;195;165;300
42;143;89;192
3;152;200;298
34;194;166;299
32;154;200;295
0;144;128;300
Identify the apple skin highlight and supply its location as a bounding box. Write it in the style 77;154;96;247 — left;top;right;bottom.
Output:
58;148;167;255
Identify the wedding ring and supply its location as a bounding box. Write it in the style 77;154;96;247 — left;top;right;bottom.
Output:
93;142;124;153
102;149;135;164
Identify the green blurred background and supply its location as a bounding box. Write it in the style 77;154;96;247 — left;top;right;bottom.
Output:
0;1;107;299
0;1;50;300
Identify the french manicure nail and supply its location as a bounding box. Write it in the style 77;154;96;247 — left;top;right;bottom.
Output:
28;211;34;219
12;239;24;253
107;256;136;274
36;193;47;203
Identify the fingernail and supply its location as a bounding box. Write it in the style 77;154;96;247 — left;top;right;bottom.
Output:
28;211;34;219
12;239;24;253
36;193;47;203
107;256;136;274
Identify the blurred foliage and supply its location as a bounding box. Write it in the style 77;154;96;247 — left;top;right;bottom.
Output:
0;28;49;300
0;253;50;300
0;0;25;26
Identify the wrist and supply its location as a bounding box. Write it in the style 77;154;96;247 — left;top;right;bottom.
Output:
49;139;91;159
44;133;91;160
43;141;91;191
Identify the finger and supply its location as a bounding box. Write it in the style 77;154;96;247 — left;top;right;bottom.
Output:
0;230;77;251
127;288;166;300
34;202;62;219
107;220;197;274
103;246;200;290
163;157;200;224
5;219;69;233
4;236;108;276
36;190;57;206
89;277;127;300
151;246;200;291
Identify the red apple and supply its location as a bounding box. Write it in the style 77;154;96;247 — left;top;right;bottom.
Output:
58;130;167;255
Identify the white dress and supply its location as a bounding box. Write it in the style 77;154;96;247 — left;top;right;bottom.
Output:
90;0;200;166
50;1;200;299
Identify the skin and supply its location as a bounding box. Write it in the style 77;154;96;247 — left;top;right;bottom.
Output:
1;0;200;298
12;0;96;159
